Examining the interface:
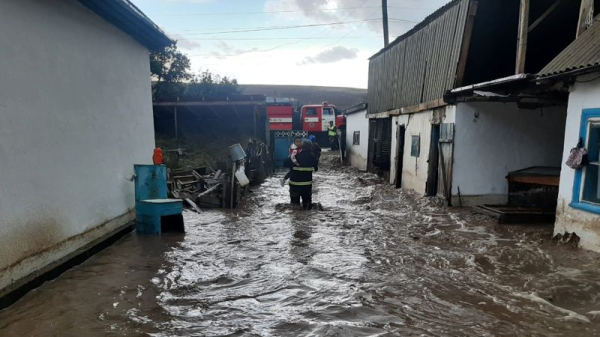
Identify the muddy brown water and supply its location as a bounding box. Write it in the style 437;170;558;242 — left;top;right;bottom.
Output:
2;157;600;336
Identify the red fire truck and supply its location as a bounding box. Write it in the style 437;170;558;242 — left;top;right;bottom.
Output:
265;97;294;131
300;102;345;135
267;98;346;166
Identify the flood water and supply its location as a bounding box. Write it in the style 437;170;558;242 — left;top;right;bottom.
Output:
2;155;600;336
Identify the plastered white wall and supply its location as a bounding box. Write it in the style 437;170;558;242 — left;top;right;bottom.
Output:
345;110;369;171
452;102;566;204
389;106;455;193
0;0;155;289
554;74;600;252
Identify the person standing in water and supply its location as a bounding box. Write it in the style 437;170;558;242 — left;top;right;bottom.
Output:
280;136;303;187
285;141;318;210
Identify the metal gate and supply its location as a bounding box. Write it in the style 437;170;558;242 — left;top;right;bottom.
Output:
273;130;308;167
368;118;392;175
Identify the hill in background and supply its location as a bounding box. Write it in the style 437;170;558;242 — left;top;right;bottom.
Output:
240;85;367;110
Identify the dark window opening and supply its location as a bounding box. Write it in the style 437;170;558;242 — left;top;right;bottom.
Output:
353;131;360;145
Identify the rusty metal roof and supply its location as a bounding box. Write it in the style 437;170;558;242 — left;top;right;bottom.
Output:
538;20;600;77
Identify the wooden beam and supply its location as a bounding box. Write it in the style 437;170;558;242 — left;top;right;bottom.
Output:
516;0;530;74
153;101;265;107
455;0;479;87
528;0;560;33
577;0;594;37
401;98;447;115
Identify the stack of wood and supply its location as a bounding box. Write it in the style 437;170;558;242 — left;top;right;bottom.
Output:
168;168;227;211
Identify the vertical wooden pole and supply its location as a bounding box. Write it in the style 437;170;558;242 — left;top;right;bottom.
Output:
516;0;529;74
577;0;594;37
230;161;236;209
253;105;257;138
174;105;178;148
382;0;389;46
455;1;479;87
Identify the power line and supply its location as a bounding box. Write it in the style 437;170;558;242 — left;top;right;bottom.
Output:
155;5;435;17
175;19;388;36
182;37;379;41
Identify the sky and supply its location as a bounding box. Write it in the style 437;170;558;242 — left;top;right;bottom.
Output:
131;0;450;89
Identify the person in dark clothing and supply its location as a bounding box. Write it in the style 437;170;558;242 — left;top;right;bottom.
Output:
308;134;322;163
285;141;318;210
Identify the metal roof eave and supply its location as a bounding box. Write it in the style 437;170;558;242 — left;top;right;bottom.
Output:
447;74;532;97
78;0;173;50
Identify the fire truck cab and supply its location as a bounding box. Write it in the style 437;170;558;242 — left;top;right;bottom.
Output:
301;102;339;133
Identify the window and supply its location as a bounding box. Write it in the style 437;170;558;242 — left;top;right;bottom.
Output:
323;107;334;116
306;108;317;116
571;109;600;214
583;122;600;204
353;131;360;145
411;135;420;157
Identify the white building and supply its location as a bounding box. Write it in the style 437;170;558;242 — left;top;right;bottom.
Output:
367;0;586;210
538;20;600;252
344;103;369;171
0;0;171;297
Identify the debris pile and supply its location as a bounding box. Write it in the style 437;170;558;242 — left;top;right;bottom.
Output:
169;167;228;210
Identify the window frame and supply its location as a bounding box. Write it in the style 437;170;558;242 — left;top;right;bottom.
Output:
571;109;600;214
411;135;420;158
353;131;360;145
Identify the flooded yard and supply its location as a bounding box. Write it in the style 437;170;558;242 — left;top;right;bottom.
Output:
1;157;600;336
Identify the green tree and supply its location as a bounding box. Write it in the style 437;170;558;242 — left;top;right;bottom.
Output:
150;43;240;99
150;43;192;98
186;70;241;97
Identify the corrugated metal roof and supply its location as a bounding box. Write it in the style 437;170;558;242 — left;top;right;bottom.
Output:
367;0;470;113
369;0;463;60
78;0;173;50
538;19;600;77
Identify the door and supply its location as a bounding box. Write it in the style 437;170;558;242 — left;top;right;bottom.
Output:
437;123;455;205
321;106;335;131
395;125;406;188
367;119;377;173
426;124;441;196
302;107;321;133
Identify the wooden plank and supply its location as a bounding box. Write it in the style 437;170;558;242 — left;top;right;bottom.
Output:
455;0;479;87
400;99;447;115
528;0;560;33
516;0;530;74
577;0;594;37
507;175;560;186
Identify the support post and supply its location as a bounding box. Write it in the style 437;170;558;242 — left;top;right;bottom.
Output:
577;0;594;37
253;105;258;138
174;105;178;148
515;0;530;74
230;161;236;209
455;1;479;87
382;0;389;46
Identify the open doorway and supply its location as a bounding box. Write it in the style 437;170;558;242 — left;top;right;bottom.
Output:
395;125;406;188
426;125;441;196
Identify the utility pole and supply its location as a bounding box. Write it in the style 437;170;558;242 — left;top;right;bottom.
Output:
382;0;389;46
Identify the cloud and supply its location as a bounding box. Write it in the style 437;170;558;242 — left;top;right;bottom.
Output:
209;41;259;60
264;0;450;38
300;46;358;65
170;34;202;50
158;0;213;3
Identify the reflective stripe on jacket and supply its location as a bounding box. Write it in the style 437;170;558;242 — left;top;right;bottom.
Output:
288;151;318;188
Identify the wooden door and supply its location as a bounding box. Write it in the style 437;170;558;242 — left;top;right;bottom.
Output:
437;123;455;204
